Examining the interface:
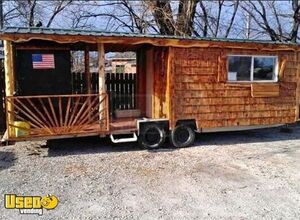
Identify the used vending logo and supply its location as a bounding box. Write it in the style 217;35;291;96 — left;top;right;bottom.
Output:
4;194;58;216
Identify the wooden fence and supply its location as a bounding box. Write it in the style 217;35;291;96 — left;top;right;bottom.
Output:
72;72;137;115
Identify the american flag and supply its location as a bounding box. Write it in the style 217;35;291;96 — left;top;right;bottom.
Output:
32;54;55;69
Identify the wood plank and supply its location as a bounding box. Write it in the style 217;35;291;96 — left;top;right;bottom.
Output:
128;73;133;109
26;98;53;127
120;72;124;109
179;104;296;114
136;48;147;116
6;93;107;99
76;96;99;125
15;45;70;50
98;43;106;122
278;57;287;80
4;40;15;137
296;51;300;120
166;47;172;124
180;96;295;106
38;98;56;127
124;73;129;109
251;84;280;97
179;110;295;121
64;97;71;127
3;33;299;52
174;82;296;91
180;90;251;98
48;97;59;127
85;46;91;94
197;116;295;128
67;96;81;126
175;75;217;83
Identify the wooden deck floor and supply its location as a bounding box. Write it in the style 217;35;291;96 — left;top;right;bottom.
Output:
6;117;140;141
109;117;138;133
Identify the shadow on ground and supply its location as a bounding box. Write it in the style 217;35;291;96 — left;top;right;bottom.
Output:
197;124;300;146
0;151;16;171
47;135;176;157
46;124;300;157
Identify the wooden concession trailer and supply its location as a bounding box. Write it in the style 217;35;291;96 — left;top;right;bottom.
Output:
1;27;299;148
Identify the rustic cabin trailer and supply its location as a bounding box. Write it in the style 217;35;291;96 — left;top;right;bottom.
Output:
0;27;299;149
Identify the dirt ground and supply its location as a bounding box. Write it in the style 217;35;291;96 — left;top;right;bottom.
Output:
0;124;300;220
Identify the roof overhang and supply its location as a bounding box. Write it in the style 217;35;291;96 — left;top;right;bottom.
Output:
1;27;299;51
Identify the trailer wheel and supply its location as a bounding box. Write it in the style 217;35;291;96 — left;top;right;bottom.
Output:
138;124;166;149
171;125;195;148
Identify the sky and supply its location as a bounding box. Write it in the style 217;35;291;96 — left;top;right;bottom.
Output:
2;0;297;40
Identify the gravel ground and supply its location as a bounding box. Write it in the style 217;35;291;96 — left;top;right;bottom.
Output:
0;124;300;219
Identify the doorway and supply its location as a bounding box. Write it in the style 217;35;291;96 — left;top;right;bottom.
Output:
105;52;137;117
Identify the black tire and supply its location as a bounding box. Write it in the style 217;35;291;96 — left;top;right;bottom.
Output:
170;125;195;148
138;124;166;149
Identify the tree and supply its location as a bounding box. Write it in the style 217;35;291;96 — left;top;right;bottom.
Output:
1;0;300;42
193;0;239;38
46;0;73;27
16;0;37;27
2;0;73;27
145;0;199;36
61;1;155;32
240;0;300;42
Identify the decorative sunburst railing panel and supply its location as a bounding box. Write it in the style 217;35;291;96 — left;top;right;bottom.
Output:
6;93;109;139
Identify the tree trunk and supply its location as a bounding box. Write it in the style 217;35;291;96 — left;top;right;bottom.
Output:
176;0;199;36
150;0;175;35
148;0;198;36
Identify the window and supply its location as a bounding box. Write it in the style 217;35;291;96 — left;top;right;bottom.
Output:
228;55;278;82
253;57;277;81
116;65;125;73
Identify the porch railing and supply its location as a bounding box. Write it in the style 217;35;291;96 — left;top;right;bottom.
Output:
6;93;109;139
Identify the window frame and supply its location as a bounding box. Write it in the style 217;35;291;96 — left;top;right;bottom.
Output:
227;55;279;83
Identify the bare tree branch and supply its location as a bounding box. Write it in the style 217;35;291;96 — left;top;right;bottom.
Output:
289;0;300;42
198;0;208;37
46;0;73;27
224;0;239;38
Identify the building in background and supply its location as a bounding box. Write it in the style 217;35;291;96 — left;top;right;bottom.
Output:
106;57;136;74
84;53;136;74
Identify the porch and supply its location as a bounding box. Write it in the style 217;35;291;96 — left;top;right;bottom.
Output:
2;28;171;141
6;94;143;141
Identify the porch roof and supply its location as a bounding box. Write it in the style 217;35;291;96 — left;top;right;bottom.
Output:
0;26;299;51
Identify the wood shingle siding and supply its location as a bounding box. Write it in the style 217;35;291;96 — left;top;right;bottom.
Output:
170;47;298;129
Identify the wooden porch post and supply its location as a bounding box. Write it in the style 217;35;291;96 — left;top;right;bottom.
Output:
136;48;146;116
4;40;15;137
84;46;91;94
166;47;174;128
296;52;300;121
98;43;106;121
